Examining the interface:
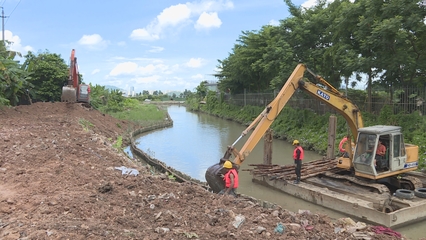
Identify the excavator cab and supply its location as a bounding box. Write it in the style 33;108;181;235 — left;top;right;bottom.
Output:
352;125;417;179
78;84;90;103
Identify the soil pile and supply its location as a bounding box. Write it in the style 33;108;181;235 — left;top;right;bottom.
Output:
0;102;402;239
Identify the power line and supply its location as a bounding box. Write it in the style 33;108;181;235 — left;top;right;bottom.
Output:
5;0;20;25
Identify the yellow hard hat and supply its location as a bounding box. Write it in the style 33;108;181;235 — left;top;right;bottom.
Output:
223;160;233;169
292;140;299;145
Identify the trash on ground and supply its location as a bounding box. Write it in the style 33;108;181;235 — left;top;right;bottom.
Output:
115;166;139;176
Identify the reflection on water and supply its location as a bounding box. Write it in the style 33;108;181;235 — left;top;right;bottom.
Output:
132;105;425;239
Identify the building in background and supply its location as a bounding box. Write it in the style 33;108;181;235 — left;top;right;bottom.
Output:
127;86;135;97
205;81;219;92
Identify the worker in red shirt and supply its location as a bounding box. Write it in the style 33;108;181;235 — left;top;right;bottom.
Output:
375;139;387;170
293;140;304;184
339;135;350;157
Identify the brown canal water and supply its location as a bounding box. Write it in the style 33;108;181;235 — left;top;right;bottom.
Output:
130;105;425;239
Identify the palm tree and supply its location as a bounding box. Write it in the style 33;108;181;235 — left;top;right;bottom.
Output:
0;41;33;106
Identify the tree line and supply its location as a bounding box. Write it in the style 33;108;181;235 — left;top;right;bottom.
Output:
0;41;195;109
216;0;426;113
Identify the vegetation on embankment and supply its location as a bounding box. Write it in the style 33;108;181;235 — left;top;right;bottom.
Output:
186;92;426;170
87;87;170;147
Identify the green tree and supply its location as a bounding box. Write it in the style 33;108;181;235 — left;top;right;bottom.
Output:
195;81;208;99
0;41;32;106
23;51;69;102
217;29;280;92
89;84;125;112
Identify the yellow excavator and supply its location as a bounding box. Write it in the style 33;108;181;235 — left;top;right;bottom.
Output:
205;63;421;193
61;49;90;103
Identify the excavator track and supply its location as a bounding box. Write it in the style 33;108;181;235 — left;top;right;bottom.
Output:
322;171;390;194
400;175;423;190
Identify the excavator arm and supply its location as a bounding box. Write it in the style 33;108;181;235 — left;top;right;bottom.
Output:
229;63;363;165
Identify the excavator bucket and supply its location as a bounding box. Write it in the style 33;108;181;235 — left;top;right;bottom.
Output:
61;86;77;102
205;163;225;193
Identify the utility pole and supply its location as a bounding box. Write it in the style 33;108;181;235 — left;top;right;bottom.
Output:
1;7;7;42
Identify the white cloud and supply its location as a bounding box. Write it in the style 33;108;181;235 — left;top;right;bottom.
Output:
2;30;33;54
148;46;165;53
130;4;191;41
187;0;234;14
109;62;169;76
78;34;108;50
130;29;159;41
301;0;317;8
117;41;126;46
191;74;203;79
195;12;222;30
91;69;100;74
133;75;160;84
130;0;233;41
109;62;138;76
158;4;191;26
186;58;204;68
139;63;169;75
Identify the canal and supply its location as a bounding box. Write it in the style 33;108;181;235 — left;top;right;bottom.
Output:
131;105;424;239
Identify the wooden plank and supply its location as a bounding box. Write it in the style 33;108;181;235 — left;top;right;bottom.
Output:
247;158;338;180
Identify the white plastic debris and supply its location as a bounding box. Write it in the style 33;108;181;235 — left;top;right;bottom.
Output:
232;214;246;229
114;166;139;176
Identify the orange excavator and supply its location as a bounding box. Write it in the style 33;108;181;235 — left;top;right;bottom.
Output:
61;49;90;103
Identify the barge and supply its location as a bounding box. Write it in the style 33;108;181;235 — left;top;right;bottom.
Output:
248;160;426;228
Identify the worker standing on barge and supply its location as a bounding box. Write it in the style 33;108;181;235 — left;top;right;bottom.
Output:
292;140;304;184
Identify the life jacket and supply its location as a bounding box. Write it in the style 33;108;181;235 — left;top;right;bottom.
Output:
339;137;348;153
224;169;239;188
293;146;304;160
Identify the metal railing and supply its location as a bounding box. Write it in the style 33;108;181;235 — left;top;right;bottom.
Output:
220;87;426;115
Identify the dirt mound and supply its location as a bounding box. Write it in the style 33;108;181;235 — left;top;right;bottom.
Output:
0;102;400;239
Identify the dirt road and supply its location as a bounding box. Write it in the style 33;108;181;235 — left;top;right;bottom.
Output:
0;102;401;239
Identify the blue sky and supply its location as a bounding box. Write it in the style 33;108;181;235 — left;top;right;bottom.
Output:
1;0;316;94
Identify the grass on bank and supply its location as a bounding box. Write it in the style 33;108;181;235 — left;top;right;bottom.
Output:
94;98;169;147
97;98;168;127
109;104;167;127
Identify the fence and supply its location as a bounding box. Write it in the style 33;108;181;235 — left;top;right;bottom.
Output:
222;87;426;115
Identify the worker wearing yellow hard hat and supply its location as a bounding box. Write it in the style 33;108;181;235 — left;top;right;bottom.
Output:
223;160;233;169
292;140;304;184
219;160;239;197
